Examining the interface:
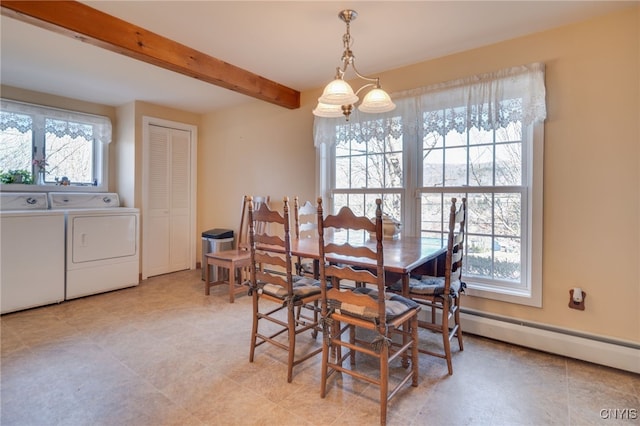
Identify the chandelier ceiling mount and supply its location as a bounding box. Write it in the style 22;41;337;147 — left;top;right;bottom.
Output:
313;9;396;121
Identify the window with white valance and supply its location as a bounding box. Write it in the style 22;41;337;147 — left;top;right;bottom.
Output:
314;63;547;306
0;99;111;189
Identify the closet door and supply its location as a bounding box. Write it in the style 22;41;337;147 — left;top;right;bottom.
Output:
145;124;191;277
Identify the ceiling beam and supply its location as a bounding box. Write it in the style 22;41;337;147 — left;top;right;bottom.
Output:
1;1;300;109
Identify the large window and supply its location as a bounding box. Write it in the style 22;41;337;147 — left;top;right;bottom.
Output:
0;99;111;189
315;64;546;306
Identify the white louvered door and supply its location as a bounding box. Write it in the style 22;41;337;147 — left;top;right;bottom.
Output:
145;124;192;277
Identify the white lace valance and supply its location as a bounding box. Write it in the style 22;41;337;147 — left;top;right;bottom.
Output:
0;98;112;144
314;62;546;147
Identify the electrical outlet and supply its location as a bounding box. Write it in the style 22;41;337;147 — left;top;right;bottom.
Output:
569;288;586;310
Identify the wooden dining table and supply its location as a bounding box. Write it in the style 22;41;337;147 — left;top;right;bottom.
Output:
290;234;446;294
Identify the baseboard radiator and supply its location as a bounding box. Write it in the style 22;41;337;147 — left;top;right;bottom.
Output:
418;308;639;374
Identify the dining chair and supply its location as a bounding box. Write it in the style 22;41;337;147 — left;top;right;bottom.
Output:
293;197;318;278
390;197;467;375
317;198;420;426
248;196;322;383
203;195;270;302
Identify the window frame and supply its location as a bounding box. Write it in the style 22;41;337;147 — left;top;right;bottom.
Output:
0;99;110;192
323;120;543;307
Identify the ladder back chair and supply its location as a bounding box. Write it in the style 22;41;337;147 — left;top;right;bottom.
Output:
248;196;322;383
294;197;318;277
317;198;420;426
390;197;467;375
204;195;270;302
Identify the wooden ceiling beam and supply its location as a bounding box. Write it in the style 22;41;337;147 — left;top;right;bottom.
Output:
1;1;300;109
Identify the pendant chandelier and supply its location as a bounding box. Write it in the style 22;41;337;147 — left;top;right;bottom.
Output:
313;10;395;121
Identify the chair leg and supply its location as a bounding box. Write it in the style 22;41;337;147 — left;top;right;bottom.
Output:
349;324;356;367
229;264;238;303
320;334;329;398
380;345;389;426
249;292;259;363
204;260;211;295
455;298;464;351
411;314;419;387
287;304;296;383
441;299;453;375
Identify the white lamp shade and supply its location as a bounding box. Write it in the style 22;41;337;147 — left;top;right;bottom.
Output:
358;88;396;113
318;79;359;105
313;102;344;118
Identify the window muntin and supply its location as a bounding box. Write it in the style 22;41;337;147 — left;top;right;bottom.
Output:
0;99;110;190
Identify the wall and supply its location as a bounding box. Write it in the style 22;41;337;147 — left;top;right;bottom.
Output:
198;98;316;250
114;102;135;207
200;6;639;343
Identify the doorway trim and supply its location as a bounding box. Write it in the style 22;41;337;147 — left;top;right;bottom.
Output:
141;116;198;280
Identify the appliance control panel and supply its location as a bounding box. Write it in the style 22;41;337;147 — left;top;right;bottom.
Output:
48;193;121;209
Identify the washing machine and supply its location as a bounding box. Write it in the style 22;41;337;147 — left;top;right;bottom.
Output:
0;192;65;314
48;192;140;300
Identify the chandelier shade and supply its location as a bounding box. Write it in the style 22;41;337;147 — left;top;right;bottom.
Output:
313;9;395;120
318;79;359;105
358;88;396;113
312;102;345;118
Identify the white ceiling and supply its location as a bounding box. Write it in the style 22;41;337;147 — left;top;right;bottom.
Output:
0;1;634;114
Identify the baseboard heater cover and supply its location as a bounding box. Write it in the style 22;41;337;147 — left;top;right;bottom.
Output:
457;308;639;374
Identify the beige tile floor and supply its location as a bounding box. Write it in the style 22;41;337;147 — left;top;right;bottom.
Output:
1;269;638;426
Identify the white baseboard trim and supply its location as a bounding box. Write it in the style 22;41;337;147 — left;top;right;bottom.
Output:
459;309;640;374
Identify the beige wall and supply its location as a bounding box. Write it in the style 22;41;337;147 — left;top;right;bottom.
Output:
198;98;316;243
200;6;639;343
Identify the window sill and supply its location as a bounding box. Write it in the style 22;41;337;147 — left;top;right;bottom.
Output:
0;183;107;192
465;280;542;308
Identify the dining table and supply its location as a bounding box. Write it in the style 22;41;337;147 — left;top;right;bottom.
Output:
290;234;446;295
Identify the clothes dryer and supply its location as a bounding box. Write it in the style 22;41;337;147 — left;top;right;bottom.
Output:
49;193;140;299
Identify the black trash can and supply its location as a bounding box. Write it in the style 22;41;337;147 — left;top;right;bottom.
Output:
201;228;234;281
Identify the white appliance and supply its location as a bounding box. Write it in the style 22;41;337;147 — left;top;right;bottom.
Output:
49;192;140;300
0;192;65;314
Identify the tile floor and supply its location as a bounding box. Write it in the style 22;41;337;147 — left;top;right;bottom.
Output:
1;269;638;426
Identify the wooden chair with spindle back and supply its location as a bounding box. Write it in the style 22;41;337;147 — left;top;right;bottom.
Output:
389;197;467;375
247;196;322;382
317;198;420;426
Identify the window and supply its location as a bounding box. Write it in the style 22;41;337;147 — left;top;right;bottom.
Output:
333;120;404;220
0;99;111;189
315;63;546;306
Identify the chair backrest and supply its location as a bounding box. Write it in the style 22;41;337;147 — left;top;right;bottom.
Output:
247;196;292;294
317;198;386;326
444;197;467;293
238;195;270;250
294;197;316;240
